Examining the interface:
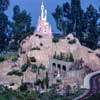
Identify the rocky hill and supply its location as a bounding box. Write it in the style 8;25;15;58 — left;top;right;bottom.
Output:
0;33;100;89
20;33;100;71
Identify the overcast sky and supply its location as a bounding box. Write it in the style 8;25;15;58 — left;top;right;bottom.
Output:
6;0;100;32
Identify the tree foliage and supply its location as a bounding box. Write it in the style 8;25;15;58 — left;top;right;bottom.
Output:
0;0;9;12
53;0;100;50
9;5;35;50
0;0;9;51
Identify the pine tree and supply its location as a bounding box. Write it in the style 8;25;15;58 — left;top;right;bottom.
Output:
53;0;100;50
71;0;84;38
84;5;99;49
0;0;9;51
9;5;35;50
0;0;9;12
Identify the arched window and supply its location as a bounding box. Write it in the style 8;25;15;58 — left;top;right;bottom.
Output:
52;63;56;67
58;64;61;70
63;65;66;71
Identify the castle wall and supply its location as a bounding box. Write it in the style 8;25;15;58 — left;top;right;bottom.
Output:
48;58;85;87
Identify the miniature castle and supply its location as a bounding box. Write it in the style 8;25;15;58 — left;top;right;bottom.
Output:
36;0;52;35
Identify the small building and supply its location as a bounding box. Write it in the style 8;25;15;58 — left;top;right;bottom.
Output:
48;57;85;89
48;58;73;86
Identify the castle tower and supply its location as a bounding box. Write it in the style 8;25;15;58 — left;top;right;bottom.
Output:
36;0;52;35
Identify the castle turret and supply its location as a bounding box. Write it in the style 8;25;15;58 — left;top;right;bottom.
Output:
36;0;52;35
41;1;47;21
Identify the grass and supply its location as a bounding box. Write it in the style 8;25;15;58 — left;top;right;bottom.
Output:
0;52;18;62
67;88;87;100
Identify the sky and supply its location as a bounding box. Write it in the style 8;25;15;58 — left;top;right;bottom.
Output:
6;0;100;32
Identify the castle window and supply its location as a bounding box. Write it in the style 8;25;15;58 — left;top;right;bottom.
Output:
52;63;56;67
58;64;61;70
40;43;43;46
62;65;66;71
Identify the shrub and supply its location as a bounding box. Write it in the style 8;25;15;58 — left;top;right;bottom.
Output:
39;64;45;70
52;37;59;43
31;64;37;73
31;47;40;50
7;70;23;76
30;57;36;62
0;56;5;62
21;63;29;72
68;39;76;44
11;57;18;62
34;79;42;86
19;83;27;91
69;53;74;62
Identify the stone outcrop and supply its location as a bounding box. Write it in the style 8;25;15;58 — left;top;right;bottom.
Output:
20;33;100;71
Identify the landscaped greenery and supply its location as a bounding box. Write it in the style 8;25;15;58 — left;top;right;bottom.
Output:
52;36;59;43
53;52;74;62
0;52;18;62
11;56;18;62
0;85;39;100
30;56;36;62
7;70;23;76
31;64;38;73
0;84;88;100
21;63;29;72
31;47;41;51
0;56;5;63
85;93;100;100
53;0;100;50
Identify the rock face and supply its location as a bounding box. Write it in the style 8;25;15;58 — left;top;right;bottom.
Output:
0;33;100;89
20;33;100;71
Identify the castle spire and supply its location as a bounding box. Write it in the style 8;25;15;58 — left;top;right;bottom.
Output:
41;0;47;21
36;0;52;34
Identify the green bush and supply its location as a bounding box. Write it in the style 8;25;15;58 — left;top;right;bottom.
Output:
21;63;29;72
52;37;59;43
19;83;28;91
34;79;42;86
53;52;74;62
7;70;23;76
31;64;37;73
11;57;18;62
30;57;36;62
31;47;40;50
68;39;76;44
69;53;74;62
0;56;5;62
39;64;45;70
86;93;100;100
